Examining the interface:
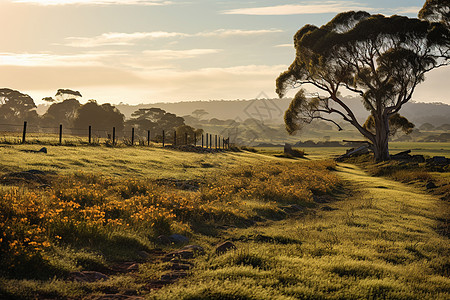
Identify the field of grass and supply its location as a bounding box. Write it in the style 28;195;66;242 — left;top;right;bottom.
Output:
0;144;448;299
151;163;449;299
256;142;450;160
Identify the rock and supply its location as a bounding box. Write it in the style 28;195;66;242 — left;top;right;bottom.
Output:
156;235;171;245
69;271;109;282
284;143;304;158
111;262;139;273
39;147;47;153
430;156;449;165
163;245;204;261
215;241;236;255
138;250;150;259
426;181;437;189
411;155;425;163
169;234;189;244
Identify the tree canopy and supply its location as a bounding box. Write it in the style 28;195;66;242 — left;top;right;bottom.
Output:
41;99;81;128
126;108;185;137
73;100;125;132
0;88;38;124
55;89;82;102
276;6;449;161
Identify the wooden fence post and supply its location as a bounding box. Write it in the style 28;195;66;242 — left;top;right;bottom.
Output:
112;127;116;145
22;121;27;144
89;125;92;144
59;124;63;145
210;134;212;149
206;133;208;148
202;134;204;148
215;135;217;149
162;130;165;147
131;128;135;146
147;130;150;146
174;131;177;146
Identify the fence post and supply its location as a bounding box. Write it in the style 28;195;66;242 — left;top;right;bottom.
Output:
215;135;217;149
223;137;225;149
206;133;208;148
162;130;165;147
174;131;177;146
202;134;204;148
210;134;212;149
218;136;221;149
112;127;116;145
59;124;63;145
131;128;135;146
147;130;150;146
89;125;92;144
22;121;27;144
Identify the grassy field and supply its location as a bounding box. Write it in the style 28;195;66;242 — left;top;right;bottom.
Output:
0;144;448;299
256;142;450;160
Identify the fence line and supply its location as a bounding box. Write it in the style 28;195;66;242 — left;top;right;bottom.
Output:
0;121;231;149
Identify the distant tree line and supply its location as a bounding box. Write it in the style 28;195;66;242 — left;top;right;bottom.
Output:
0;88;201;142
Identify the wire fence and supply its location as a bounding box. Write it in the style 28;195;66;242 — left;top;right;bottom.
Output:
0;121;230;150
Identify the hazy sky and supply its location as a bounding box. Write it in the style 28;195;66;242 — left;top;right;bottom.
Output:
0;0;448;105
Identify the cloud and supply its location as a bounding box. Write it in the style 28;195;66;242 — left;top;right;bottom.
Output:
0;49;222;72
222;1;421;16
274;44;294;48
197;29;283;37
391;7;421;14
64;32;187;48
223;2;373;15
62;29;283;47
0;52;121;67
10;0;171;6
141;49;221;60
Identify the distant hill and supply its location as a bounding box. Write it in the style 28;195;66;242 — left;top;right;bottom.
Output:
113;98;450;127
37;98;450;127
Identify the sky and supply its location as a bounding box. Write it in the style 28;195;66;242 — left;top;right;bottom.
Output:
0;0;448;105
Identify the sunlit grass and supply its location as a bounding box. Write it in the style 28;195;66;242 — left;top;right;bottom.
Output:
0;145;448;299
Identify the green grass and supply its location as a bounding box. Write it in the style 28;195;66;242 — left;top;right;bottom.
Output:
0;145;448;299
256;142;450;160
0;144;282;180
149;163;449;299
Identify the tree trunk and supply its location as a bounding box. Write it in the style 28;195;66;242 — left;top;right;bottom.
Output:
373;115;390;162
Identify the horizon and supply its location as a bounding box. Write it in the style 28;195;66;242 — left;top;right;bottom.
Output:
1;0;449;105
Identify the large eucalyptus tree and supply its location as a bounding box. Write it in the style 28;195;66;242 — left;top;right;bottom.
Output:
276;1;449;161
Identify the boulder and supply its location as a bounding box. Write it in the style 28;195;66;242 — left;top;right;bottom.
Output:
155;235;171;245
215;241;236;255
426;181;437;189
169;234;189;244
163;245;205;261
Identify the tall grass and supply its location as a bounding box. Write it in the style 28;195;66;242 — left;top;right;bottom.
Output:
0;159;339;282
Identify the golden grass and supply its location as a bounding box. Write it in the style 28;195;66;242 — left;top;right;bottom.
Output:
0;145;448;299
